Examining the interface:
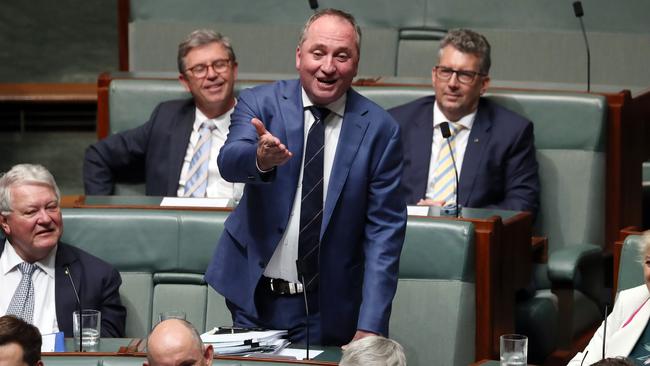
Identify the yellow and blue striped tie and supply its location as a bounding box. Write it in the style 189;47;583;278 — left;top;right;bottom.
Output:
431;122;464;204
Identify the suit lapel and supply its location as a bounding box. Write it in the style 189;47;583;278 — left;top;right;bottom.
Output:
54;243;81;336
607;297;650;358
168;100;196;195
458;100;491;207
280;81;306;187
410;98;435;199
322;89;369;232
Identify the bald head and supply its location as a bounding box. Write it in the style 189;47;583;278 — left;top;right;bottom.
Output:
145;319;213;366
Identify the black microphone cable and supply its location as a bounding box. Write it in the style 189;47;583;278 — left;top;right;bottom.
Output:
573;1;591;92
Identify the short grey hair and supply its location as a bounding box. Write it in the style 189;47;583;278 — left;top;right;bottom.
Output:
439;28;491;75
0;164;60;215
340;336;407;366
636;231;650;264
177;29;237;74
298;8;362;55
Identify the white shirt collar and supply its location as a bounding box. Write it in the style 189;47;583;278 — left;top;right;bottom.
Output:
433;101;477;131
300;88;347;118
193;102;236;135
1;239;57;279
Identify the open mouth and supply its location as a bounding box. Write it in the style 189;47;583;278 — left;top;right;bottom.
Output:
317;77;337;85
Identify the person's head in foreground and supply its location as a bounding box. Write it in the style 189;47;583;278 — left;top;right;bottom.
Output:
591;356;636;365
145;318;213;366
0;315;43;366
339;335;407;366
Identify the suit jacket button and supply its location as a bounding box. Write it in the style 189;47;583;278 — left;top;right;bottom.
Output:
247;175;256;181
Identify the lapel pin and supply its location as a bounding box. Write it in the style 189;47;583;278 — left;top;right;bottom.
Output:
474;138;479;143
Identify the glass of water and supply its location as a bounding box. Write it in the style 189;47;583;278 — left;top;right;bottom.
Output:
73;309;101;351
500;334;527;365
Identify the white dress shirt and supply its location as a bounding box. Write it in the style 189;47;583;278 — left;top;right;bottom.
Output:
0;240;59;335
424;102;477;200
263;88;346;283
177;106;244;200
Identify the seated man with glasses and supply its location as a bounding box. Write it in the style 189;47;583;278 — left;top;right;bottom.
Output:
84;29;244;199
389;28;540;216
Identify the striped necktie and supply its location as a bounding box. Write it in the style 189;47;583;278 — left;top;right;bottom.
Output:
297;106;330;293
431;122;464;204
184;120;214;197
6;262;37;323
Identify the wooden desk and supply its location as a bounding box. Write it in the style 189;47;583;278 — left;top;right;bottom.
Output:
43;338;339;365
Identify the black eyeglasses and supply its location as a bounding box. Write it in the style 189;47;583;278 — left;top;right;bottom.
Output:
435;66;486;85
185;59;231;78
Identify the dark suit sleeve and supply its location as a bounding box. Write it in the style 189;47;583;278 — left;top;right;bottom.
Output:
485;120;540;216
98;266;126;337
357;120;407;335
83;105;161;194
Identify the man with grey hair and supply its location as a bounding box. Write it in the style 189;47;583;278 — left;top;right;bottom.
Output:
340;336;406;366
389;28;539;217
145;319;213;366
84;29;243;199
0;164;125;337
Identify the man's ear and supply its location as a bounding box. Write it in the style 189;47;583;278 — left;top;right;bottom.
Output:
204;344;214;365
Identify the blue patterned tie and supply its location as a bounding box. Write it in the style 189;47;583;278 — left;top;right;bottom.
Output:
297;106;330;292
6;262;37;323
184;121;214;197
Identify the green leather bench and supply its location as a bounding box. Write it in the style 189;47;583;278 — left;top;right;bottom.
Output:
60;207;476;365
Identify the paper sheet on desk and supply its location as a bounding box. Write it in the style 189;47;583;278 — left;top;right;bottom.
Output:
274;348;324;360
407;205;429;216
160;197;230;208
201;329;287;343
41;332;64;352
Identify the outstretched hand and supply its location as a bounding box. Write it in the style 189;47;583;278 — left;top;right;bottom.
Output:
252;118;292;171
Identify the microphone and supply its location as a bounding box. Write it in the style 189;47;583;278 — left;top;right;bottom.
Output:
64;265;83;352
296;259;311;359
572;1;591;92
308;0;318;11
440;122;460;218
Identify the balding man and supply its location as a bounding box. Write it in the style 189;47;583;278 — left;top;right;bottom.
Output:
145;319;213;366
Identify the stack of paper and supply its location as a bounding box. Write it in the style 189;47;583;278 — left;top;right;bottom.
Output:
200;328;290;356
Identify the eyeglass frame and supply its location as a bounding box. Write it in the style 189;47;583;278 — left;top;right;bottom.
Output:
185;58;232;78
434;65;487;85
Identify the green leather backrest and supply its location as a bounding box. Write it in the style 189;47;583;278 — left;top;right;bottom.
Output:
60;206;475;358
618;234;645;293
61;208;229;337
392;218;476;366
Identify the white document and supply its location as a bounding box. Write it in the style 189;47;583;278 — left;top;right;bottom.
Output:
41;333;57;352
160;197;230;208
407;205;430;216
276;347;324;360
201;329;287;344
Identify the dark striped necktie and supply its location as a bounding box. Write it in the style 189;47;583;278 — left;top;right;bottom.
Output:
297;106;330;292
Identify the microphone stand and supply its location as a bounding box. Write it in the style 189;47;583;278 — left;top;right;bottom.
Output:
65;266;83;352
573;1;591;92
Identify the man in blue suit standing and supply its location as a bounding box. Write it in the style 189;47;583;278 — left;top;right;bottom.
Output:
389;29;540;216
204;9;407;346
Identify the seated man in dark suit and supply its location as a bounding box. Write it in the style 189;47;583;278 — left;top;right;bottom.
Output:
389;29;540;216
83;29;243;199
0;315;43;366
0;164;125;337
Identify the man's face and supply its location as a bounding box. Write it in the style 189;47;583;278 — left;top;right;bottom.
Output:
432;45;490;122
0;184;62;263
296;15;359;106
0;342;29;366
179;42;238;118
145;320;213;366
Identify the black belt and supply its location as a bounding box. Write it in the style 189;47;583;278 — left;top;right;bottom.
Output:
261;276;304;295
